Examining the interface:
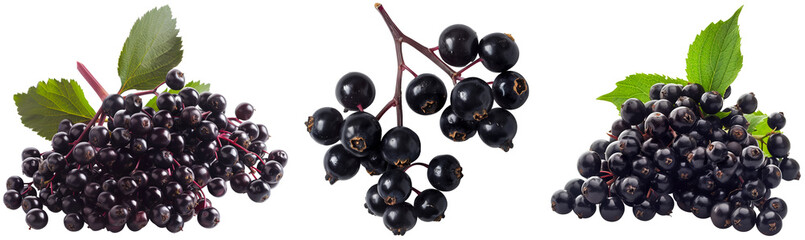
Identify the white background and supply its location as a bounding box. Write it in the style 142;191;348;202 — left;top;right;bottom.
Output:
0;0;803;239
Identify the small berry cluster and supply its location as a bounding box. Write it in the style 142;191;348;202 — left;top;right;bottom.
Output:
305;3;526;235
551;83;799;236
434;28;527;150
3;69;288;232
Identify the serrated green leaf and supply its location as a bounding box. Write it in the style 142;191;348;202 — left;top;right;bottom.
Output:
118;5;183;93
597;73;688;111
686;6;743;95
13;79;96;140
145;81;211;110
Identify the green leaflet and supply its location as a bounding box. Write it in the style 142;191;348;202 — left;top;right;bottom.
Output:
597;73;688;111
715;111;731;119
118;5;183;93
685;7;743;95
145;81;211;110
13;79;96;140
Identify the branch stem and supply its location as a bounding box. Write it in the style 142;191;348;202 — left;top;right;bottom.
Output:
374;3;463;126
375;99;397;121
76;61;109;100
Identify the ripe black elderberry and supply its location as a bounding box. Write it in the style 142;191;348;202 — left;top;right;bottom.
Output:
450;77;493;121
336;72;376;111
427;155;462;192
377;169;412;206
491;71;529;110
381;126;421;168
438;24;478;67
305;107;344;145
477;108;517;152
439;105;478;142
339;112;382;157
405;73;447;115
478;33;519;72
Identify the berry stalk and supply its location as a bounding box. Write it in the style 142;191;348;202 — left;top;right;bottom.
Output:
216;135;267;165
375;4;458;82
374;3;465;126
76;61;109;100
375;99;397;121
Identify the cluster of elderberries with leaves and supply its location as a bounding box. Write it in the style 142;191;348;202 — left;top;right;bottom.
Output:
304;3;528;236
4;6;287;232
551;7;799;236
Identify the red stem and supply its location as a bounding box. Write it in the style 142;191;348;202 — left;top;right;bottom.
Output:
76;61;109;100
606;178;616;187
227;117;243;124
72;110;103;145
132;90;157;96
403;162;429;172
217;135;267;165
375;4;458;82
401;64;418;77
64;109;104;160
192;180;207;207
375;3;462;126
96;113;105;126
375;99;397;121
132;159;141;173
411;187;421;195
20;184;34;195
140;109;153;118
455;58;482;77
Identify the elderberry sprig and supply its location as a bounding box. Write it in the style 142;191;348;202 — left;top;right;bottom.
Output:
5;5;289;233
305;3;527;235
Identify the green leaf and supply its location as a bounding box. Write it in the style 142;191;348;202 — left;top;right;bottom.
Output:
685;6;743;95
13;79;96;140
144;81;211;110
714;111;731;119
118;5;183;93
597;73;688;111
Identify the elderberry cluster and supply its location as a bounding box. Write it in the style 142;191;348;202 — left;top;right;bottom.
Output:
305;74;463;235
437;25;528;151
3;69;288;232
305;4;531;234
551;83;800;236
